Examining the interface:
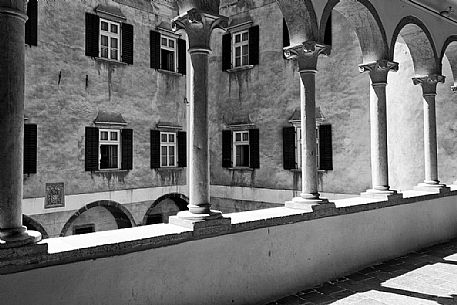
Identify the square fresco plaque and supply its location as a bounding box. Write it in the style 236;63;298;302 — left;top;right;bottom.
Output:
45;182;65;208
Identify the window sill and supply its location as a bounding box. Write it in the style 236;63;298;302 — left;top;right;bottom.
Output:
290;168;330;173
156;167;185;171
93;169;129;173
157;69;183;77
95;57;127;66
226;65;254;73
227;167;255;171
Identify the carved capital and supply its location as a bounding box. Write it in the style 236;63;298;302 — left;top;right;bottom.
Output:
0;0;28;20
451;85;457;92
359;60;398;84
412;75;445;95
172;8;228;52
284;41;330;71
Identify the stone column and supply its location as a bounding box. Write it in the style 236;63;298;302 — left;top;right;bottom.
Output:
171;8;228;220
284;41;334;209
412;75;450;193
0;0;41;247
359;60;401;199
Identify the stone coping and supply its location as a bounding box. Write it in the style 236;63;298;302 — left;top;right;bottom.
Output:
1;188;457;275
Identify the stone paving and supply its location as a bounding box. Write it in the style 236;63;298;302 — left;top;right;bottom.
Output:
266;239;457;305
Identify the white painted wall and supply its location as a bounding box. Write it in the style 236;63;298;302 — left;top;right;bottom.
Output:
3;194;457;305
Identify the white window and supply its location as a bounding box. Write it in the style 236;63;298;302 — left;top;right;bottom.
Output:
160;132;177;167
161;35;177;72
233;131;250;167
295;127;320;169
232;30;249;67
99;129;120;169
100;18;120;61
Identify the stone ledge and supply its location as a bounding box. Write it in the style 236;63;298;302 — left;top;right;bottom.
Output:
1;189;456;275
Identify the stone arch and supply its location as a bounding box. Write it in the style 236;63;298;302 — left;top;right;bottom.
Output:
320;0;389;61
60;200;135;237
441;36;457;87
23;215;48;239
142;193;189;225
277;0;319;45
390;16;439;75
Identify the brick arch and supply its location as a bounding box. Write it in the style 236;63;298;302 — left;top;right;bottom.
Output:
23;215;48;239
277;0;319;45
441;36;457;87
142;193;189;225
60;200;135;237
390;16;439;75
320;0;389;62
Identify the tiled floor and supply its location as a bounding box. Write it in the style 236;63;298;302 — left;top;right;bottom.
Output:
266;239;457;304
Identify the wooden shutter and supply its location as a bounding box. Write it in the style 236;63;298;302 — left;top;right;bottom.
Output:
222;33;232;71
25;0;38;46
150;130;160;168
150;30;161;69
283;127;296;170
85;13;99;57
249;129;260;169
249;25;259;66
24;124;37;174
121;23;134;65
121;129;133;170
319;124;333;170
177;131;187;167
222;130;232;168
177;38;187;75
283;18;290;48
85;127;99;171
324;13;332;46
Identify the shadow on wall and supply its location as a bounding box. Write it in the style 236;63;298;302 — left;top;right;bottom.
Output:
142;193;188;225
23;215;49;239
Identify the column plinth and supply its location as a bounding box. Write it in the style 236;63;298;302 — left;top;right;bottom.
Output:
284;42;334;210
0;1;42;247
412;75;450;194
170;8;229;222
359;60;401;200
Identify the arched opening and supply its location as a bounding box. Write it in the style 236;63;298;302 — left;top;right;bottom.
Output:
23;215;48;239
277;0;319;45
60;200;135;237
143;193;188;225
441;36;457;88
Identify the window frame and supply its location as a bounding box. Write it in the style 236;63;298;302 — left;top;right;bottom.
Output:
160;34;178;72
294;126;322;170
232;30;249;68
99;18;121;61
99;128;121;170
160;131;177;168
232;130;250;168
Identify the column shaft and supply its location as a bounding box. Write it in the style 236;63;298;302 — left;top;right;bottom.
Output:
188;50;210;214
423;94;439;183
299;71;319;198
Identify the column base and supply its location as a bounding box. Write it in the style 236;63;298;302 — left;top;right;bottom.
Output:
360;189;403;201
414;182;450;194
169;212;231;238
285;194;335;211
0;226;42;249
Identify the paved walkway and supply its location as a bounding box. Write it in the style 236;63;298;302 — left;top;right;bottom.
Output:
266;239;457;305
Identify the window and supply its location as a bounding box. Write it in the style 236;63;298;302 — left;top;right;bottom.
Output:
85;12;134;64
283;125;333;170
222;129;259;169
99;129;120;169
99;19;120;60
222;25;259;71
73;224;95;235
85;127;133;171
150;130;187;168
160;132;177;167
25;0;38;46
150;30;186;74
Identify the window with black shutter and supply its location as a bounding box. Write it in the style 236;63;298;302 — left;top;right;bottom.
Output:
150;130;161;168
223;24;260;71
283;127;296;170
319;124;333;170
150;30;186;74
177;131;187;167
121;23;134;65
221;33;232;71
222;130;232;168
121;129;133;170
150;130;186;168
249;129;260;169
85;13;100;57
85;127;99;171
248;25;259;66
24;124;37;174
25;0;38;46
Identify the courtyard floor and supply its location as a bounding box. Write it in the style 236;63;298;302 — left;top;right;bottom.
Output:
266;239;457;305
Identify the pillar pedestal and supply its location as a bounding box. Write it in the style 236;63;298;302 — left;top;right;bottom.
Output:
283;41;334;210
0;0;42;247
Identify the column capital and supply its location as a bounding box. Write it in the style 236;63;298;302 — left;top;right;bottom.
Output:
359;60;398;84
172;8;228;52
412;75;445;95
284;41;331;71
0;0;27;20
451;85;457;92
